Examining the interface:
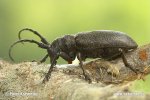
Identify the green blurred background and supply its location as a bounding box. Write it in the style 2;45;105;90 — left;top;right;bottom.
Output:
0;0;150;93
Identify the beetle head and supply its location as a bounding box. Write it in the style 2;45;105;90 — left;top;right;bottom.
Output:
9;28;76;63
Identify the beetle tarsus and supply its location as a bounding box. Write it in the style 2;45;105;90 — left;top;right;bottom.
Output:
42;69;53;84
42;73;51;84
39;54;49;63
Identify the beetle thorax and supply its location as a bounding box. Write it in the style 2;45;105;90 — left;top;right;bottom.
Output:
62;35;76;51
50;35;76;54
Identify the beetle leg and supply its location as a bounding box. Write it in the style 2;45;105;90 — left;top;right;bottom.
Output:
33;54;49;63
106;52;122;60
9;39;48;61
32;54;49;64
59;52;74;64
42;55;59;84
119;48;138;74
39;54;49;63
77;52;92;83
18;28;49;45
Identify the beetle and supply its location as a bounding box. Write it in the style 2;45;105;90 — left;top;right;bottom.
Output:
9;28;138;83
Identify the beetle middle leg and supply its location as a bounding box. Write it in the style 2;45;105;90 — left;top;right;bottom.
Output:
77;52;92;83
106;52;122;61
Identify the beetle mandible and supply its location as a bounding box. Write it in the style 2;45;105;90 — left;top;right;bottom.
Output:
9;28;138;83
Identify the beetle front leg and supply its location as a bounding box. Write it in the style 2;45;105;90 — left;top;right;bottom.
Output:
59;52;74;64
77;52;92;83
119;48;138;74
42;55;58;84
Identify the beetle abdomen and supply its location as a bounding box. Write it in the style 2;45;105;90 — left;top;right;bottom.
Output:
75;30;138;50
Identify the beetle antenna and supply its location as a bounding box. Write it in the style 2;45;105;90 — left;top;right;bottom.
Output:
9;39;49;61
18;28;49;45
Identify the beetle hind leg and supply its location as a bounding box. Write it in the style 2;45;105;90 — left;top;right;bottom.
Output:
119;48;138;74
106;52;122;61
